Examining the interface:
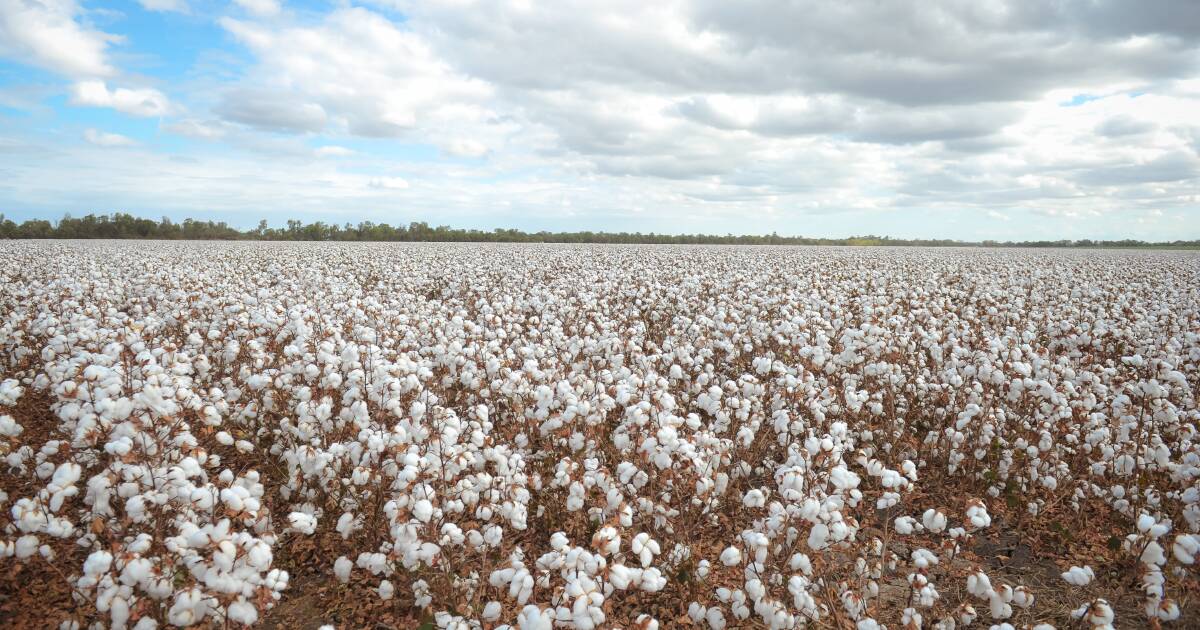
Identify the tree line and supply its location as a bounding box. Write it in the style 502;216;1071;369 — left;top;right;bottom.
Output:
1;212;1197;249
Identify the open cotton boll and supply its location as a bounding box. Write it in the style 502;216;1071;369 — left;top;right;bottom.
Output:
517;605;553;630
894;516;918;535
922;509;947;533
1172;534;1199;564
288;512;317;535
966;500;991;530
1061;565;1094;586
227;599;258;626
720;546;742;566
378;579;394;600
413;499;434;523
334;556;352;583
630;533;659;567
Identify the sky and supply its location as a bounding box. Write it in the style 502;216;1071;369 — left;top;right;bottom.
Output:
1;0;1199;240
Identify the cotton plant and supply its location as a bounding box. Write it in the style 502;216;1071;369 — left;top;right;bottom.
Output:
0;242;1198;627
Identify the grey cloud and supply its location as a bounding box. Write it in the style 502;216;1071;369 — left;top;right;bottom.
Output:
217;90;328;133
1095;115;1156;137
1073;151;1199;186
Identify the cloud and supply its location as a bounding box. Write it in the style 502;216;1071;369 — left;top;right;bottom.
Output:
83;128;136;147
315;145;354;157
4;0;1200;238
0;0;119;77
164;119;230;139
368;176;409;189
216;88;327;132
70;80;171;117
217;11;492;138
1094;114;1156;137
138;0;189;13
233;0;280;18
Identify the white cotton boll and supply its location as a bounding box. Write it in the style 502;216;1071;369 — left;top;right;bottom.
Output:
1153;598;1180;621
591;526;620;556
743;488;766;508
288;512;317;535
413;499;433;523
894;516;918;535
912;548;939;569
808;523;830;551
111;596;130;629
705;607;727;630
631;533;659;567
1011;586;1034;609
84;549;113;576
1172;534;1199;564
482;601;503;621
1061;565;1094;586
696;559;711;579
334;556;352;583
1137;513;1156;534
988;592;1012;620
227;599;258;626
966;500;991;530
378;579;394;600
15;534;39;560
1141;540;1167;566
720;546;742;566
215;431;234;446
922;509;947;533
608;564;635;590
336;512;357;539
518;605;553;630
967;570;992;597
0;415;22;437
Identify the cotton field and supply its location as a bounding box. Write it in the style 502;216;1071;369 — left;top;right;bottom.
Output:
1;241;1199;630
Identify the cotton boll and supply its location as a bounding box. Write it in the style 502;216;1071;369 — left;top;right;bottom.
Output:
1060;564;1099;585
894;516;918;535
334;556;352;583
720;546;742;566
743;488;766;508
631;533;659;567
413;499;434;523
1172;534;1199;564
966;500;991;530
517;605;553;630
378;580;394;601
84;550;113;576
922;509;947;533
227;599;258;626
15;535;40;560
288;512;317;535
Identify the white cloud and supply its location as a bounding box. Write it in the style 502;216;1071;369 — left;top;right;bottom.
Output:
0;0;119;77
217;10;492;138
4;0;1200;238
233;0;280;18
83;128;136;147
71;80;171;117
368;176;409;190
164;119;229;139
138;0;189;13
443;138;488;158
315;145;354;157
